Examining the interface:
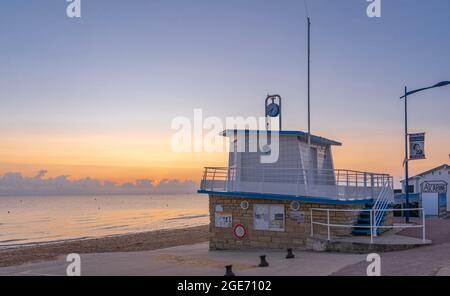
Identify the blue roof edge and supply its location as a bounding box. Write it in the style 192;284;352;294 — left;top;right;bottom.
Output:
197;190;372;205
220;129;342;146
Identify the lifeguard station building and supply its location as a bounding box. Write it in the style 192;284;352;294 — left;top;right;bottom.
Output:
198;96;395;250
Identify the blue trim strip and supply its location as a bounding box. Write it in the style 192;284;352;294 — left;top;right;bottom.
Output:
197;190;372;205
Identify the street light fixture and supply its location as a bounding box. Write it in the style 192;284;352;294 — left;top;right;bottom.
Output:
400;81;450;223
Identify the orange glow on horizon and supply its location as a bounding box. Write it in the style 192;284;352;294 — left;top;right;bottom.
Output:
0;130;448;184
0;132;227;183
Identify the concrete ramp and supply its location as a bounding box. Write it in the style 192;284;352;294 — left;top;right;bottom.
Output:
307;232;431;253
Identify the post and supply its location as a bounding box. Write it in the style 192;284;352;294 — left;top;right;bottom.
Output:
307;17;311;146
211;169;216;191
422;209;426;242
404;86;410;223
225;167;229;191
327;209;331;241
371;173;374;198
279;95;282;131
373;209;378;237
310;208;314;237
202;168;207;182
370;210;374;244
236;166;241;192
304;168;309;194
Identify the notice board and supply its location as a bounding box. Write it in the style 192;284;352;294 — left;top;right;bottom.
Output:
254;204;285;231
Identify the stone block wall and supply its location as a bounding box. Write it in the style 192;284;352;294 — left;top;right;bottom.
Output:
209;194;365;250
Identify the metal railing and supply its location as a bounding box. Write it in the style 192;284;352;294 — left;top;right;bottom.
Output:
372;177;394;235
310;207;426;243
200;167;393;201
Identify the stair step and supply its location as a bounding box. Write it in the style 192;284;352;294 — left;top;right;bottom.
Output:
351;228;382;236
360;211;389;217
357;215;386;222
351;229;371;235
352;200;393;237
356;221;385;226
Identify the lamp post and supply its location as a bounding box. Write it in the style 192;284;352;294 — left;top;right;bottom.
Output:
400;81;450;223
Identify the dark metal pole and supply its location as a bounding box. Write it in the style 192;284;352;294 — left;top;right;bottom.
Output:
279;95;282;131
307;17;311;146
404;86;410;223
399;81;450;223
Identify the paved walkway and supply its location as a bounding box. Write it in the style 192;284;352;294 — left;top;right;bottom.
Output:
0;242;365;276
333;217;450;276
1;217;449;276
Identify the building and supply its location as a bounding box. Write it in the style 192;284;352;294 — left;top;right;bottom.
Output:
400;164;449;216
198;126;395;250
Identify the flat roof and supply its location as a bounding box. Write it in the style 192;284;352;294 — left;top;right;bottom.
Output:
220;129;342;146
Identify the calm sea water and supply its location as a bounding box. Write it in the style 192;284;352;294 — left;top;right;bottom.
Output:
0;194;209;247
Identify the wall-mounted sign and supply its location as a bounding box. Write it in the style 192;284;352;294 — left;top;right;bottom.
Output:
409;133;426;160
421;181;448;194
233;224;247;240
289;211;305;223
215;205;224;212
215;213;232;228
240;200;249;210
254;204;285;232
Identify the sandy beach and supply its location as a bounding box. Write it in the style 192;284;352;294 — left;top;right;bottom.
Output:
0;225;208;268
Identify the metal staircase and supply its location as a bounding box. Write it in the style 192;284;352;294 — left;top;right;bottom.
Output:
352;178;394;236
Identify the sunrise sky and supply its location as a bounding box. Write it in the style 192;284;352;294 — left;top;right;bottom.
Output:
1;0;449;186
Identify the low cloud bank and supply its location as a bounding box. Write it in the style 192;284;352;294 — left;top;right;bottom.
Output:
0;170;198;196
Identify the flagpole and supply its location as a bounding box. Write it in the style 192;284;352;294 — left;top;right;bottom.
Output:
307;16;311;146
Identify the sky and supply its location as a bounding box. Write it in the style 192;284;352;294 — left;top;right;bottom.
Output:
0;0;449;192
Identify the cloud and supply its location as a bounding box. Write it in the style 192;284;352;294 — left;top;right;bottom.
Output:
0;170;198;196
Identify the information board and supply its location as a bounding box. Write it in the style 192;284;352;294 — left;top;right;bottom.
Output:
254;204;285;231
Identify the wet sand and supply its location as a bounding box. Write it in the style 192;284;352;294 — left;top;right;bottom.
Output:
0;225;208;267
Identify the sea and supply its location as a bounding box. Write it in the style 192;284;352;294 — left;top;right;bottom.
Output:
0;194;209;247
